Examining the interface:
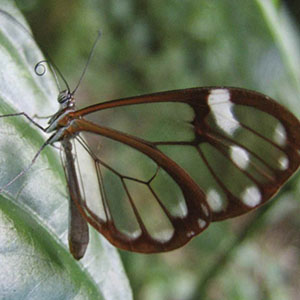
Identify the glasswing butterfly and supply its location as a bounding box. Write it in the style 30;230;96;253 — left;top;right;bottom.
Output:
1;9;300;260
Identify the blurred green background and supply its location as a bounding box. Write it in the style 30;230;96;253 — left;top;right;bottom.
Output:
12;0;300;299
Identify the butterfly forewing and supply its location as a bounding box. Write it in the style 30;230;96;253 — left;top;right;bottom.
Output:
62;87;300;253
203;89;300;220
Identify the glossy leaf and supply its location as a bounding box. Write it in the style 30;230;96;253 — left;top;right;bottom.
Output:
0;1;132;299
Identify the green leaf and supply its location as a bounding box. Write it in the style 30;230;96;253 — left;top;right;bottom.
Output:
0;1;132;299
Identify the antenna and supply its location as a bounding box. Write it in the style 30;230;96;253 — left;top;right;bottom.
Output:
0;9;69;92
72;30;102;95
35;60;71;92
1;9;102;97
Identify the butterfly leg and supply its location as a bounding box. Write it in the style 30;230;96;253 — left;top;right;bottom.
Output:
0;111;52;191
0;138;51;192
0;112;47;131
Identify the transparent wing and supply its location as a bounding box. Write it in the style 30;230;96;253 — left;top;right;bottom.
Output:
65;87;300;252
68;130;210;253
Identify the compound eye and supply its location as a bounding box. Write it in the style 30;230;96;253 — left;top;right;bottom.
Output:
58;90;70;103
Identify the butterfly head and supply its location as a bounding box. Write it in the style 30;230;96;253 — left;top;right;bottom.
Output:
57;89;75;109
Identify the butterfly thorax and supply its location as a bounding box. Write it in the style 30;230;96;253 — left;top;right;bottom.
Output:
45;90;77;142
